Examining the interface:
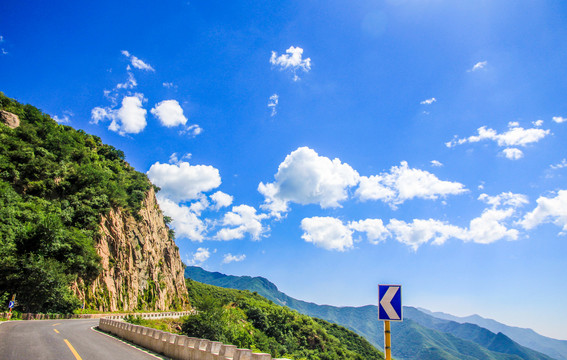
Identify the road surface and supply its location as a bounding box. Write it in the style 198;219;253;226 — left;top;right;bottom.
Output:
0;319;168;360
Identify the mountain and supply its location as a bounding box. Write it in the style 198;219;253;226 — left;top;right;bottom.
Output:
185;278;384;359
404;307;555;360
420;308;567;360
186;266;557;360
0;92;188;313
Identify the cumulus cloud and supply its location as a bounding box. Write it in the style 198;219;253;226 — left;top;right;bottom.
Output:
420;97;437;105
301;217;354;251
446;122;550;158
502;147;524;160
158;196;207;241
91;94;147;135
121;50;155;71
552;116;566;124
387;218;465;250
348;219;389;244
533;119;544;127
210;191;233;210
151;100;188;127
478;192;529;209
355;161;466;208
147;161;221;202
186;248;210;265
521;190;567;233
222;253;246;264
270;46;311;81
468;61;487;72
268;94;279;117
304;191;526;251
431;160;443;167
258;147;360;217
215;205;268;241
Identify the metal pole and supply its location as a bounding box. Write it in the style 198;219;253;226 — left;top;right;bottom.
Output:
384;320;391;360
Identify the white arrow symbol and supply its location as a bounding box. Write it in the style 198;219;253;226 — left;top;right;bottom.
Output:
380;286;400;320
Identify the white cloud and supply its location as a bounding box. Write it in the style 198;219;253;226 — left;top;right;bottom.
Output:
348;219;389;244
122;50;155;71
446;122;550;157
465;207;519;244
468;61;487;72
521;190;567;232
91;94;147;135
550;159;567;170
552;116;566;124
116;72;137;89
151;100;188;127
168;152;191;164
420;97;437;105
222;253;246;264
478;192;529;209
147;161;221;202
158;196;207;242
343;192;526;250
502;148;524;160
270;46;311;81
258;147;360;217
533;119;544;127
356;161;466;208
215;205;268;241
210;191;233;210
431;160;443;167
387;218;465;250
301;217;354;251
53;111;73;124
268;94;279;117
163;82;176;88
179;124;203;137
186;248;210;265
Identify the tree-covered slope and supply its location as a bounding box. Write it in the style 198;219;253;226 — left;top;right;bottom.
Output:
185;266;555;360
184;278;384;360
0;92;164;313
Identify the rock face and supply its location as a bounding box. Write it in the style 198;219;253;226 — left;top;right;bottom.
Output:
0;110;20;129
74;187;189;311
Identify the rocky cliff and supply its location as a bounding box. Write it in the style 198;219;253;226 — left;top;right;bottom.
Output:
73;187;189;311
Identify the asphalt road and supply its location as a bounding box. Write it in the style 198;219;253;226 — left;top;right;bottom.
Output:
0;319;168;360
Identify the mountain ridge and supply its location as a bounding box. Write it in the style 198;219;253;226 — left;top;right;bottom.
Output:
186;266;560;360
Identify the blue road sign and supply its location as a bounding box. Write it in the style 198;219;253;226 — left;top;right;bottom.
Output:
8;301;15;309
378;285;402;321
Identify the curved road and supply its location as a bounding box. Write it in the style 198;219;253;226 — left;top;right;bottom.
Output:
0;319;167;360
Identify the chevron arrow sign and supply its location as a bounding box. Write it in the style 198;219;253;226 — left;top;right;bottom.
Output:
378;285;403;321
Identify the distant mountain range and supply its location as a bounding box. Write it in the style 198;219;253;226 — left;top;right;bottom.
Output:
417;308;567;360
185;266;564;360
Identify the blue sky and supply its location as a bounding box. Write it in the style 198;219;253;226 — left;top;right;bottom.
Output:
2;0;567;340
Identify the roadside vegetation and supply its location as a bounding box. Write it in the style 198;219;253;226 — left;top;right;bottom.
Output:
0;92;152;313
126;279;384;360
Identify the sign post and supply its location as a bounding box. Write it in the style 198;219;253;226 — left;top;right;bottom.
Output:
378;285;402;360
7;294;16;320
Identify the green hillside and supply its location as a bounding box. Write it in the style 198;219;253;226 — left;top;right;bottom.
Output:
0;92;151;313
185;266;555;360
184;278;384;360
